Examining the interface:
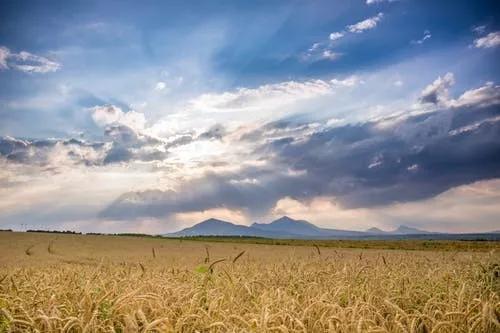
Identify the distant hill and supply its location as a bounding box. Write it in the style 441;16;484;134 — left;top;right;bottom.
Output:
166;218;272;237
164;216;496;240
393;225;436;235
252;216;321;235
365;227;389;235
252;216;366;237
166;216;400;238
365;225;436;235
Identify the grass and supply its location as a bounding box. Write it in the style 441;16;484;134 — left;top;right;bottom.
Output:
0;232;499;332
170;235;500;252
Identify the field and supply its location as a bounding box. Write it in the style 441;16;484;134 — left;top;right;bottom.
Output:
0;232;499;332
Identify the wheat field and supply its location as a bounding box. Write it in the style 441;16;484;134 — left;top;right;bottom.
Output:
0;232;499;332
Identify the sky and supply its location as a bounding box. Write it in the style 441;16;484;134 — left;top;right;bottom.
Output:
1;0;499;234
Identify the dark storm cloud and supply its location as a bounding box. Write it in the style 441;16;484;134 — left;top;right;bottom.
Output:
165;135;194;149
0;123;169;167
100;99;500;220
198;124;226;140
101;124;168;165
0;136;106;166
270;105;500;208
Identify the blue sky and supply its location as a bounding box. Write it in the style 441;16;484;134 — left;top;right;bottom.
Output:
1;0;499;233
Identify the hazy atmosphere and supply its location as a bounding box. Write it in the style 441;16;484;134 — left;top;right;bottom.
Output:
1;0;500;234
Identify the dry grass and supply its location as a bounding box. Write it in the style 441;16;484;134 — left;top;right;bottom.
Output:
0;232;499;332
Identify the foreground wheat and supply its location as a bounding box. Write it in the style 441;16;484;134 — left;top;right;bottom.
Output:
0;233;499;332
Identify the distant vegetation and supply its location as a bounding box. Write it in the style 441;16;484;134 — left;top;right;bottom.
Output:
26;229;82;234
85;232;164;238
9;229;500;251
173;235;500;252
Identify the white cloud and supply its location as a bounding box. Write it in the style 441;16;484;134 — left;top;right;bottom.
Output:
366;0;398;4
419;72;455;105
418;73;500;108
321;50;341;60
473;31;500;48
0;46;61;73
347;13;384;33
189;79;334;113
330;75;362;87
472;25;487;35
393;80;403;87
329;32;344;41
449;82;500;108
154;81;167;91
0;46;10;69
188;76;363;115
89;105;146;131
308;43;321;52
411;30;431;45
304;43;341;62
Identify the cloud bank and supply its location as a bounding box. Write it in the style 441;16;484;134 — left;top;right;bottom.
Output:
99;75;500;225
0;46;61;73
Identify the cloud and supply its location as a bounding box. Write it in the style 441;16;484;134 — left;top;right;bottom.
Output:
472;25;487;35
100;76;500;220
0;46;61;73
411;30;431;45
330;75;363;87
329;32;344;41
188;79;340;113
0;128;167;168
418;73;500;108
198;124;226;140
473;31;500;48
154;81;167;91
0;104;176;168
450;82;500;108
89;105;146;131
303;43;342;62
321;50;341;60
269;179;500;233
0;47;9;69
418;72;455;105
347;13;384;33
366;0;398;4
173;207;248;227
305;12;386;62
100;122;168;165
0;136;106;168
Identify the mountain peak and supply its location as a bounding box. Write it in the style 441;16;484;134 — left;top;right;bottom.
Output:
393;225;430;234
273;216;298;223
200;218;229;224
251;216;324;236
366;227;387;234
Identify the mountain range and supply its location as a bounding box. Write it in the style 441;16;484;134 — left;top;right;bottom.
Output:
165;216;442;239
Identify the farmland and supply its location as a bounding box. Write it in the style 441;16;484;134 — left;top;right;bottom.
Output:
0;231;499;332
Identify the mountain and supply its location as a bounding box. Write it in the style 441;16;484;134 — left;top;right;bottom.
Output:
167;218;258;237
166;218;286;238
251;216;324;237
167;216;367;238
164;217;498;240
252;216;368;237
365;225;435;235
365;227;389;235
393;225;434;235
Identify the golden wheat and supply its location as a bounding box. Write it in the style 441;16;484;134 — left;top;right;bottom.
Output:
0;232;498;332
